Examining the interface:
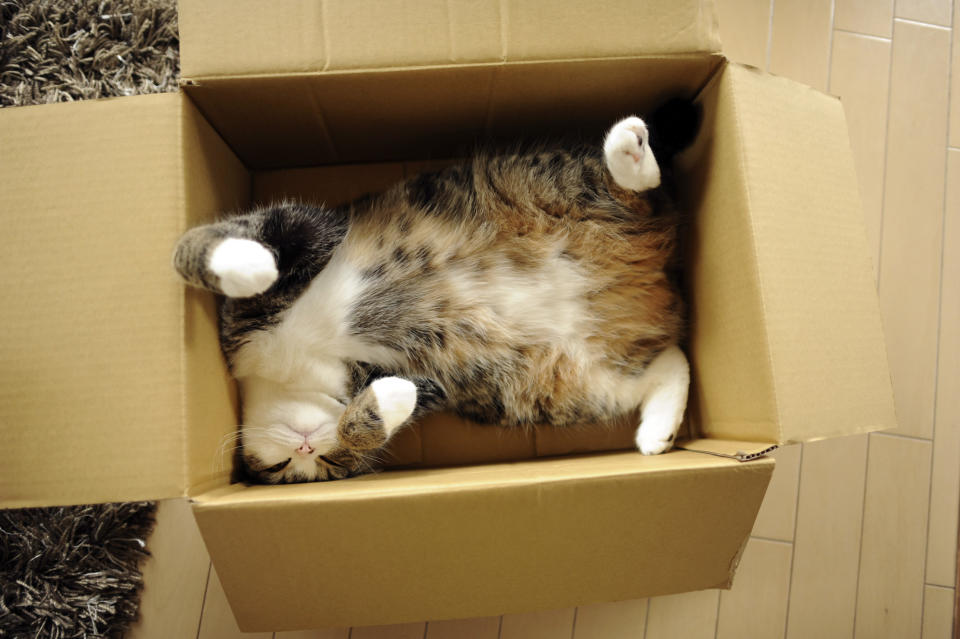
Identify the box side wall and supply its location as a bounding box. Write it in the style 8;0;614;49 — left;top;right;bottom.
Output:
680;65;781;442
186;56;721;170
179;0;720;79
0;95;188;507
729;65;897;442
181;96;252;494
191;452;773;631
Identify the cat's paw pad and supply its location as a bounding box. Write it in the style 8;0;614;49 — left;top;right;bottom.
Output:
603;116;661;192
209;238;278;298
370;377;418;434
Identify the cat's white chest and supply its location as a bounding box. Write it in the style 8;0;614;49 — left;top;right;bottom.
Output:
231;247;398;395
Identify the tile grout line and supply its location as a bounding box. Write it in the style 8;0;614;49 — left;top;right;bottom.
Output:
749;535;794;546
713;588;722;639
497;614;503;639
642;598;651;639
833;27;893;42
921;0;957;616
826;0;837;90
765;0;776;72
875;8;898;298
852;433;874;639
873;431;933;443
194;561;213;639
569;607;578;639
423;621;430;639
781;443;805;639
893;16;952;31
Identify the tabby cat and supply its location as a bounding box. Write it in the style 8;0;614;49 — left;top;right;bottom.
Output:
174;103;698;484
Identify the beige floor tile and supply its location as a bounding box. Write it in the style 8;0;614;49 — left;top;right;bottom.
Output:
895;0;952;26
351;623;427;639
752;444;802;542
829;31;893;276
952;0;960;147
715;0;772;68
275;630;349;639
921;586;956;638
425;616;501;639
787;434;869;639
835;0;895;37
499;608;576;639
645;590;719;639
572;599;647;639
716;538;792;639
128;498;212;639
196;565;273;639
927;150;960;588
769;0;833;91
879;19;951;439
854;434;933;639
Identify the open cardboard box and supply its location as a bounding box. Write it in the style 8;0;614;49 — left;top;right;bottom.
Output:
0;0;896;631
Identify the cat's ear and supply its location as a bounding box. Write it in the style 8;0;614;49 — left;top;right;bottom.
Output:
646;98;702;162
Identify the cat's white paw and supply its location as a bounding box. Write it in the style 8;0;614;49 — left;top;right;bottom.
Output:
604;116;661;192
209;238;278;298
635;345;688;455
370;377;418;434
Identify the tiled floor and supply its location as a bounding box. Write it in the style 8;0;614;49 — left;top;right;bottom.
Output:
127;0;959;637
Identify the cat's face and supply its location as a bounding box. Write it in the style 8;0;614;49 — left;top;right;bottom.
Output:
238;377;363;483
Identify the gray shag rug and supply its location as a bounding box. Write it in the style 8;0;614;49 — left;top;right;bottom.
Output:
0;1;180;637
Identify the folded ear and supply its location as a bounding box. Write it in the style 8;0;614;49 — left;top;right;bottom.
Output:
647;97;703;162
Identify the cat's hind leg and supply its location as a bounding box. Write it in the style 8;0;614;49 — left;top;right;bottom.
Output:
634;345;689;455
603;116;661;192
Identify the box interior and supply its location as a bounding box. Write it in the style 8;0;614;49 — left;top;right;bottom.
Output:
180;55;728;494
180;54;896;496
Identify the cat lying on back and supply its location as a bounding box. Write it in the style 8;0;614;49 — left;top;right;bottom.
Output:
174;103;699;484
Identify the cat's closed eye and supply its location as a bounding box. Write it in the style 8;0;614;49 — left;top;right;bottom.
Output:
264;458;291;473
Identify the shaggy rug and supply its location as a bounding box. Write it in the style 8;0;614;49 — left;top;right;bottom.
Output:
0;1;179;637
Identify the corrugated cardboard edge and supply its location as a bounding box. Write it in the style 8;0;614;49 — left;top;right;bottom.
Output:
677;438;778;462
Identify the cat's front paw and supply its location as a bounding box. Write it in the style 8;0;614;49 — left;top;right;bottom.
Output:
338;377;417;450
370;377;418;433
603;116;661;192
209;238;278;298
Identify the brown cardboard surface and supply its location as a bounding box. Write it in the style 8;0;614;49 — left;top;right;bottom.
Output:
682;63;897;444
181;97;252;494
178;0;720;79
0;95;188;507
0;2;897;625
191;450;774;631
186;56;720;170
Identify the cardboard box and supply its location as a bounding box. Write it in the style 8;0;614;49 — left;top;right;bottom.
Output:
0;0;895;631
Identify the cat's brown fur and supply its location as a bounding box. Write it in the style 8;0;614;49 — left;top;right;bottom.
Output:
174;107;696;484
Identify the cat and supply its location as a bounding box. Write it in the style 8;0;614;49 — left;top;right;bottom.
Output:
173;103;699;484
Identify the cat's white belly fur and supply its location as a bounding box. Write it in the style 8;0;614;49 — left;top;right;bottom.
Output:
233;238;596;390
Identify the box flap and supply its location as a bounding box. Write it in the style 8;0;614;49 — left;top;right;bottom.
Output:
191;450;773;631
0;95;188;507
188;54;721;170
179;0;720;80
683;64;897;445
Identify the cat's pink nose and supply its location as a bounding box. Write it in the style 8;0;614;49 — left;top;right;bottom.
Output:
296;443;315;456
